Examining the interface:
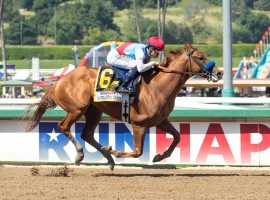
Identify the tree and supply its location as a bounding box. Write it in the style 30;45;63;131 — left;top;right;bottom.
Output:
242;13;269;42
232;12;269;43
137;0;178;8
205;0;222;6
140;18;158;41
32;0;68;35
245;0;254;8
3;0;21;21
164;21;193;44
20;0;35;10
5;13;20;44
157;0;167;40
76;0;118;32
190;17;211;44
121;15;157;42
5;10;38;45
111;0;131;10
132;0;142;42
83;27;120;45
21;17;38;44
232;25;252;43
182;0;206;21
47;4;80;44
157;0;167;60
0;0;7;81
47;0;119;44
254;0;270;11
232;0;251;22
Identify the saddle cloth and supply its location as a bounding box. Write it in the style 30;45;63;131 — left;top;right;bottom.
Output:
94;66;127;102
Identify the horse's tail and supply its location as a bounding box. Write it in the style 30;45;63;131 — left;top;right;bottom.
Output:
24;84;57;132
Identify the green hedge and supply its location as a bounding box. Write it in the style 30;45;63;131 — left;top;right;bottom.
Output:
5;46;93;60
4;44;256;60
166;44;255;57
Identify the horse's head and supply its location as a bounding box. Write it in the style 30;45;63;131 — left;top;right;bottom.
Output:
183;43;223;82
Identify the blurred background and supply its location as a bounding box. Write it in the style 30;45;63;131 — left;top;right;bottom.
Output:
0;0;270;98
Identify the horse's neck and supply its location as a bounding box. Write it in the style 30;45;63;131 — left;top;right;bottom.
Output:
143;59;189;101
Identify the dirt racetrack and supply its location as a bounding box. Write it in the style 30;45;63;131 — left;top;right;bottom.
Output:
1;165;270;200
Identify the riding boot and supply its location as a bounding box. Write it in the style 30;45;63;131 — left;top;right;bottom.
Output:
117;68;139;93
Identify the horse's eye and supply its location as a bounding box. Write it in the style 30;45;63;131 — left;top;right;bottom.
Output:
199;57;205;61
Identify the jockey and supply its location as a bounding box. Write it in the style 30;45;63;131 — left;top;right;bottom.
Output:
106;36;165;93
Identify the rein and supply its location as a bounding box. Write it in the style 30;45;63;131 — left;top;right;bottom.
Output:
156;65;208;76
156;47;209;77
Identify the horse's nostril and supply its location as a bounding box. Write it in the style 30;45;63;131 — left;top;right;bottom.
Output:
217;72;223;78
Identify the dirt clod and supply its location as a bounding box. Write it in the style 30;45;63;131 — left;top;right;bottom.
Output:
30;167;39;176
48;164;71;177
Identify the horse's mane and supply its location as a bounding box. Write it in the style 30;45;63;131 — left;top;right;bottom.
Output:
159;50;183;67
143;49;183;82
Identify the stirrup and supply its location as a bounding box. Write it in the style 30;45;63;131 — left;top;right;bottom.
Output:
117;86;129;93
117;86;134;94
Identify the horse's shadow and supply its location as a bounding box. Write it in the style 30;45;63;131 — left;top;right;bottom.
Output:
93;173;270;178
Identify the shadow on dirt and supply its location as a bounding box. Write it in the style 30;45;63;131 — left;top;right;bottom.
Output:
93;173;270;178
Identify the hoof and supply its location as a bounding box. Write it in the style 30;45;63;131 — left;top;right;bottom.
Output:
75;152;84;165
108;161;115;171
152;154;163;163
114;151;123;158
101;145;112;153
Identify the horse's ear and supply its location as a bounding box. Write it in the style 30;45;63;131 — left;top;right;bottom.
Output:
184;42;193;50
169;50;180;55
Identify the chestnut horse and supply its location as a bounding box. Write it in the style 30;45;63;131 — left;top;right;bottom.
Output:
25;43;222;170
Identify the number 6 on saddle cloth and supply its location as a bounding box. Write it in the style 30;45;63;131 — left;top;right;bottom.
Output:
94;66;139;103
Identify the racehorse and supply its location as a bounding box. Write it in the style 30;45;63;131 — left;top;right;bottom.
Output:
24;43;222;170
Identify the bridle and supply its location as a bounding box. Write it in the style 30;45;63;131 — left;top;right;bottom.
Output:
157;47;210;77
185;47;208;75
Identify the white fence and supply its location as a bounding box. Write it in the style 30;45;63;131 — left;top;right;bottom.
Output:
1;97;269;109
174;97;270;109
0;97;270;165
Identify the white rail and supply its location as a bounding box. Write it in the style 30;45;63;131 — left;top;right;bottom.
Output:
0;97;270;109
0;98;41;105
174;97;270;109
175;97;270;104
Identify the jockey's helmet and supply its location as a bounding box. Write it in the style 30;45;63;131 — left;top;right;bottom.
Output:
147;36;165;51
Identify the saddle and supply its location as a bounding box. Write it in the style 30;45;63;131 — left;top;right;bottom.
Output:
94;66;139;122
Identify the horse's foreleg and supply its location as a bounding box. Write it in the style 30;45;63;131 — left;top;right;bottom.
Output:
153;119;180;162
58;111;85;165
102;125;147;159
82;106;115;170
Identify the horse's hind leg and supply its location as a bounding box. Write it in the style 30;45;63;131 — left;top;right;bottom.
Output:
58;110;85;165
82;105;115;170
152;119;180;162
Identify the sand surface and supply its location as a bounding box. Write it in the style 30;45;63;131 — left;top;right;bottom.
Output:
1;165;270;200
